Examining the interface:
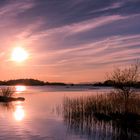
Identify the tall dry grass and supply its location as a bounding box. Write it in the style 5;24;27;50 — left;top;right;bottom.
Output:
62;93;140;139
63;93;140;119
0;87;15;98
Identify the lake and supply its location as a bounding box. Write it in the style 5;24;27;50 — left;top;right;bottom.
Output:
0;85;139;140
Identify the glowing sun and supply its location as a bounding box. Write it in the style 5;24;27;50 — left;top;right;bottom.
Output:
11;47;28;62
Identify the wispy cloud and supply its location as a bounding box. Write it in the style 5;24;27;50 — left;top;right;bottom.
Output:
0;0;140;82
0;0;35;17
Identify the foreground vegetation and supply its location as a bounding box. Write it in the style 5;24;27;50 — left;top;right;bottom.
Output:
62;62;140;139
62;93;140;139
0;87;25;102
64;62;140;118
63;93;140;120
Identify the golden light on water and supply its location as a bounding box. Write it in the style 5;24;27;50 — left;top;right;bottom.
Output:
15;85;26;93
11;47;28;62
14;104;25;121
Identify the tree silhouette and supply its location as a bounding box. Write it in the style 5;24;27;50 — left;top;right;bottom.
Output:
108;61;140;113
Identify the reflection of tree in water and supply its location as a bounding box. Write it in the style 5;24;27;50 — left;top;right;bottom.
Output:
0;102;14;110
62;96;140;140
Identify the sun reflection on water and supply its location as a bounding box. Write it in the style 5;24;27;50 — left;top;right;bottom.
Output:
15;85;26;93
13;103;25;121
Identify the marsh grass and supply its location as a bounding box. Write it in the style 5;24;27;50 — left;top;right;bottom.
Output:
63;93;140;119
0;87;15;98
62;93;140;139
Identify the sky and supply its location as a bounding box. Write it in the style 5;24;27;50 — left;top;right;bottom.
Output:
0;0;140;83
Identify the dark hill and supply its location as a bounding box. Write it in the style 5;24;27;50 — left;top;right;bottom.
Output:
0;79;67;86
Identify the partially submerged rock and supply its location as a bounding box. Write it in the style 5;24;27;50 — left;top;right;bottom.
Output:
0;96;25;102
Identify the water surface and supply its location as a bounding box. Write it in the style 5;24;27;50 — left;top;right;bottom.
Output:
0;86;139;140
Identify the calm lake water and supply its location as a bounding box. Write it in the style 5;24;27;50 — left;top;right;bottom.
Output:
0;86;139;140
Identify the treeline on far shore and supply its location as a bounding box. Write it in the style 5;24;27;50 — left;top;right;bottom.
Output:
93;80;140;88
0;79;66;86
0;79;140;88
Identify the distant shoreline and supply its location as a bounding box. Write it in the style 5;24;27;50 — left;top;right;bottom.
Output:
0;79;140;88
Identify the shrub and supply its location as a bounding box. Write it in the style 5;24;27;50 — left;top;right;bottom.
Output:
0;87;15;98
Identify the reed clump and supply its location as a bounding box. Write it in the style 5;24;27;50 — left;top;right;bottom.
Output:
0;87;25;102
0;87;15;98
63;93;140;120
62;93;140;139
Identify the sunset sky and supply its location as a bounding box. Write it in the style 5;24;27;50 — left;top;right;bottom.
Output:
0;0;140;83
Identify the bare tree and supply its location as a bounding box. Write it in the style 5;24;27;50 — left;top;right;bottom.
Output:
108;61;140;113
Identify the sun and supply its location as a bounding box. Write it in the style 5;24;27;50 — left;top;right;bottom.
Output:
11;47;28;62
